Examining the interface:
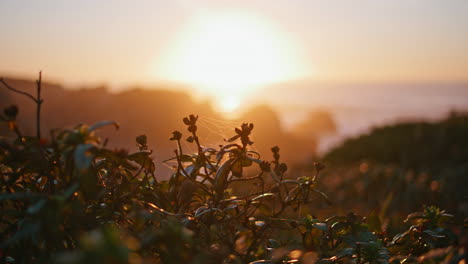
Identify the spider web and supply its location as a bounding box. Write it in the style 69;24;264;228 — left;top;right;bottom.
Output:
168;114;261;158
197;114;261;153
162;114;262;172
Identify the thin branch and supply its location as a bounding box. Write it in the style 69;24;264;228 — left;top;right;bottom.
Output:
0;78;38;103
175;150;211;195
36;71;43;140
0;72;43;140
227;174;263;184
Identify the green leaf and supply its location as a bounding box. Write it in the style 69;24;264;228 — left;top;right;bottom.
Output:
61;183;79;200
195;207;221;218
312;189;332;205
312;222;328;232
325;215;347;224
214;158;234;195
231;160;243;177
89;120;119;131
252;193;276;201
0;192;41;201
223;204;238;212
266;239;280;249
1;221;40;247
179;154;194;163
74;144;94;169
422;230;445;239
367;210;382;233
404;212;424;223
184;164;197;177
27;199;46;214
240;156;253;167
128;151;155;171
337;247;355;258
257;203;272;216
136;134;148;150
391;232;409;245
331;221;348;233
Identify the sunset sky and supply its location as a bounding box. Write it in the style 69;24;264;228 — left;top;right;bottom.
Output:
1;0;467;92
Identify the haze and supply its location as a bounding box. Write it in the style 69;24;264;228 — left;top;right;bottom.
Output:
1;0;467;88
1;0;468;152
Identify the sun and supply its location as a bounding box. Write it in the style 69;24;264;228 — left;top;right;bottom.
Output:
220;95;241;113
154;10;308;112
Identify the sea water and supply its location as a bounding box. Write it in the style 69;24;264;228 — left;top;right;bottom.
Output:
256;82;468;153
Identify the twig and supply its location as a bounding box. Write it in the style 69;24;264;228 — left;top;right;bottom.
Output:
175;150;211;195
0;72;44;140
35;72;43;140
0;78;38;103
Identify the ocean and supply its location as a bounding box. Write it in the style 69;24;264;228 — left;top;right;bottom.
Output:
255;82;468;153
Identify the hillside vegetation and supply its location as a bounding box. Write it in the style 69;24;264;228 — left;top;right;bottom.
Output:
309;113;468;227
0;75;466;263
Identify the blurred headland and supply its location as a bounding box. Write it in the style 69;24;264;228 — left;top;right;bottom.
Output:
255;79;468;151
0;77;326;178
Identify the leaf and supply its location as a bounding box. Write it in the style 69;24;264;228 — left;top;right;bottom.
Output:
280;180;299;185
422;230;446;239
312;189;332;205
1;221;40;247
438;213;454;225
214;158;234;195
343;231;376;245
231;160;243;177
147;202;170;215
404;212;424;223
179;154;194;162
326;216;347;224
391;232;409;245
89;120;119;131
27;199;46;214
74;144;94;169
240;156;253;167
330;221;348;232
128;151;155;171
227;135;240;142
379;192;393;221
337;247;355;258
61;184;80;200
195;207;221;218
257;203;272;216
252;193;276;201
270;170;281;183
194;206;209;218
265;239;281;251
136;134;148;150
184;165;198;178
223;204;238;212
367;210;382;233
312;222;328;232
245;155;262;165
0;192;41;201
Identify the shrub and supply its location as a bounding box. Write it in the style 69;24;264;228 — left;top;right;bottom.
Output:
0;76;465;263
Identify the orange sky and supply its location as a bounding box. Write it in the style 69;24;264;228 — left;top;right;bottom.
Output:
1;0;467;90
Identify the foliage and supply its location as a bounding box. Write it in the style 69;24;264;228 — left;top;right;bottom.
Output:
324;112;468;170
311;113;468;225
0;80;465;264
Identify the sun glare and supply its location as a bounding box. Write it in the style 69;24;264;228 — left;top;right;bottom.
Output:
154;10;308;113
220;95;241;113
